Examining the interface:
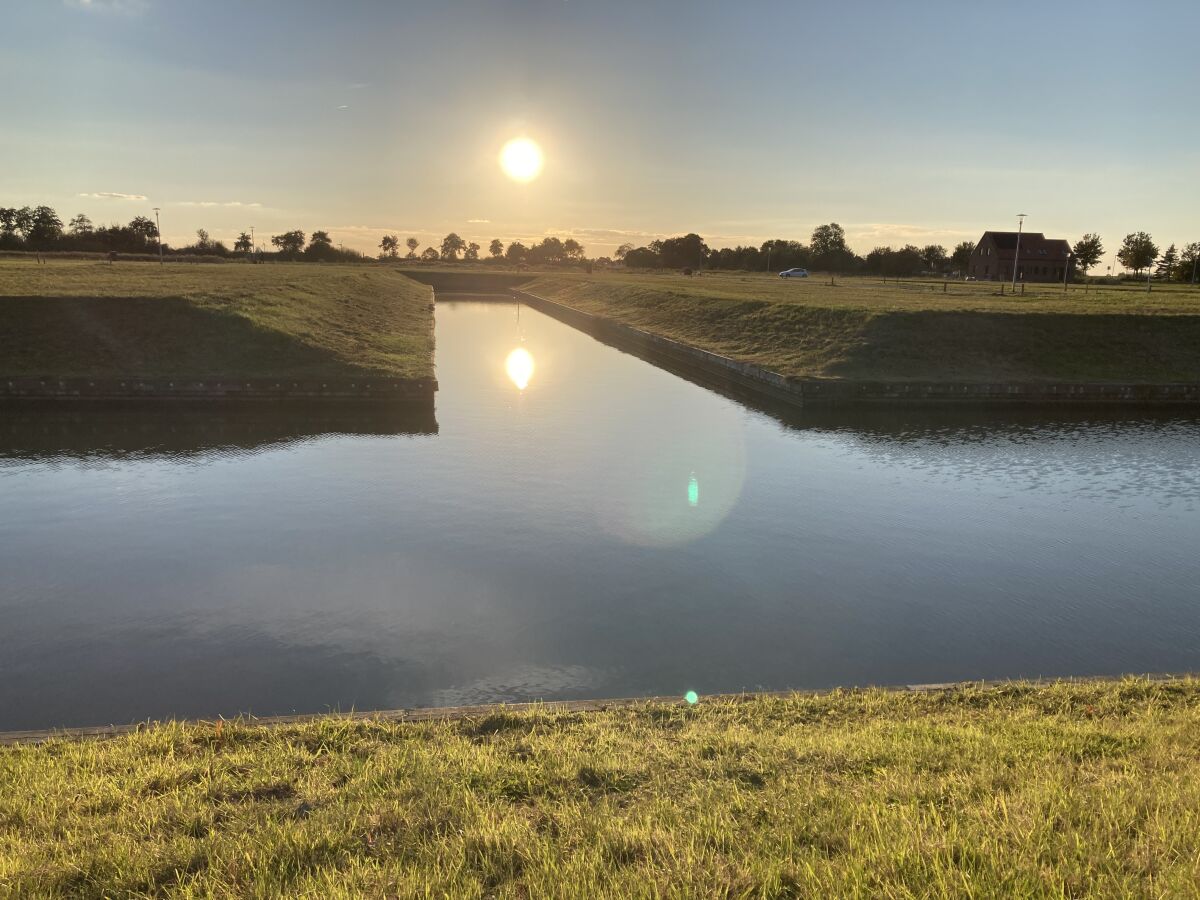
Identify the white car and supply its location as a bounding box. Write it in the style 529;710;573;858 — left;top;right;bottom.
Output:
779;267;809;278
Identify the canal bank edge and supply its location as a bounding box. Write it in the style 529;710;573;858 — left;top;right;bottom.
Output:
1;673;1192;746
0;262;438;402
0;375;436;402
510;289;1200;406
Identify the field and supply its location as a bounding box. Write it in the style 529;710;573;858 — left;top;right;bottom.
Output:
2;678;1199;896
0;259;434;380
525;271;1200;383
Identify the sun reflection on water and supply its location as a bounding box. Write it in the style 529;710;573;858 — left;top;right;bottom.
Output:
505;347;535;390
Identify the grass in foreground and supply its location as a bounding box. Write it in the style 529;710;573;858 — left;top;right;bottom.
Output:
0;260;434;380
525;272;1200;383
3;679;1199;896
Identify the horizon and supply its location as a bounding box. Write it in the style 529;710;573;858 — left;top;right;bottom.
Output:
2;0;1197;260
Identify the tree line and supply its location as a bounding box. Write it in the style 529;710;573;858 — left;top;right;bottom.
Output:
378;232;587;265
5;202;1196;281
613;224;1198;281
0;203;364;262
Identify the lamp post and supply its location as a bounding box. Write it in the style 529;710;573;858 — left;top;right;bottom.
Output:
153;207;163;265
1063;252;1071;291
1011;213;1026;292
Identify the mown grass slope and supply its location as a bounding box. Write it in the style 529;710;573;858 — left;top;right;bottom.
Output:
526;272;1200;383
2;678;1199;897
0;260;434;380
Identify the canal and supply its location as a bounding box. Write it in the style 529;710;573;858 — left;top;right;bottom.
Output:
2;299;1199;730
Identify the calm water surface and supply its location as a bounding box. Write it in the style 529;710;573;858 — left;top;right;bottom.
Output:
3;300;1199;730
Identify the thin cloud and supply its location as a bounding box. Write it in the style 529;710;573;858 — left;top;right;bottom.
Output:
65;0;149;13
845;222;978;248
348;83;369;90
467;218;490;224
176;200;263;208
337;105;350;110
78;191;147;201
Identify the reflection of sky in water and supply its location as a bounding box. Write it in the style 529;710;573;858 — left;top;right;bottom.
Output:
805;419;1200;510
2;300;1200;730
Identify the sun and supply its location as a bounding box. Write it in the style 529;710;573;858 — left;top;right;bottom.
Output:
499;137;543;182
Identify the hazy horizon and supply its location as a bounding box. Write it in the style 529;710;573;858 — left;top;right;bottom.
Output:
2;0;1197;261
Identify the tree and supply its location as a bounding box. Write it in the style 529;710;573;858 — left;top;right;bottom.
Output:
128;216;158;242
659;233;708;269
68;214;93;236
950;241;975;272
234;232;253;253
809;223;850;271
1117;232;1158;275
271;230;306;256
622;246;661;268
405;237;419;259
489;239;504;259
1178;242;1200;283
1155;244;1178;280
2;206;34;239
1071;233;1104;274
439;232;467;261
920;244;948;273
420;246;440;261
528;236;565;264
26;206;64;245
379;234;399;258
194;229;212;250
505;241;528;263
0;208;21;248
562;238;585;261
760;239;807;272
614;242;634;261
464;242;480;261
865;245;923;277
303;230;336;260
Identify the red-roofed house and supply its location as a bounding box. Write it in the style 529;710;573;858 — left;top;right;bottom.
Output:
969;231;1073;282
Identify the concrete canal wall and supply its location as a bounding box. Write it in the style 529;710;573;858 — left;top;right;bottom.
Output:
509;289;1200;407
0;376;437;402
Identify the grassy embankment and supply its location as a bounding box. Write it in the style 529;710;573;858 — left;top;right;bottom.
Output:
0;259;434;380
525;272;1200;383
2;678;1199;896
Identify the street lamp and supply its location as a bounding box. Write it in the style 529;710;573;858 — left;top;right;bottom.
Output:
1063;251;1071;291
153;207;163;265
1011;213;1026;292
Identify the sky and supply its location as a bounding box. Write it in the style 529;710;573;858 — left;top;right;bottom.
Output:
2;0;1197;262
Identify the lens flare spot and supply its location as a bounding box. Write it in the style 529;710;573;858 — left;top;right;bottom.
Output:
499;137;543;182
687;474;699;507
505;347;535;390
685;691;699;705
